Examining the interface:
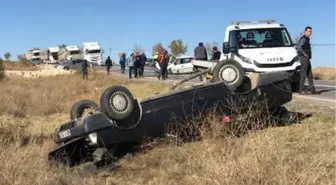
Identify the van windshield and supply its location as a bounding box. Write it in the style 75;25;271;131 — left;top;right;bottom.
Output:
86;49;101;54
236;28;294;49
69;50;80;55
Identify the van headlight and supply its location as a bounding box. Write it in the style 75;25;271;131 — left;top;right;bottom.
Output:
293;55;300;62
240;56;254;64
88;132;98;144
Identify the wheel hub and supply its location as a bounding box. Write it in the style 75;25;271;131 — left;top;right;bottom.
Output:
110;92;128;113
220;65;238;84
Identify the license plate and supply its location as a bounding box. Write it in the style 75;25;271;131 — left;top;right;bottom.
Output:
59;129;71;139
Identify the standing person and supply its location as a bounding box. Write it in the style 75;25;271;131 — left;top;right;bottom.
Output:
164;50;169;79
127;53;135;79
134;52;141;78
211;46;221;61
105;56;112;75
139;52;147;77
297;26;317;94
194;42;208;60
81;59;89;80
157;48;169;80
119;53;126;74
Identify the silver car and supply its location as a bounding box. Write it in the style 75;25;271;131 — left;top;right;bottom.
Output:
57;60;84;70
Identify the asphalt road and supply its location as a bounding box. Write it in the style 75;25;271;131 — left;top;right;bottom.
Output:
98;66;335;101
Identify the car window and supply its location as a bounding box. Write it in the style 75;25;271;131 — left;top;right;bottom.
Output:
183;58;192;64
175;59;181;65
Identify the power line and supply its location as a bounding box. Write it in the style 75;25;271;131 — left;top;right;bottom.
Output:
311;44;336;46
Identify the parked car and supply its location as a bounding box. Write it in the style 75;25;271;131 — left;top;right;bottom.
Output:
56;59;84;70
155;55;195;75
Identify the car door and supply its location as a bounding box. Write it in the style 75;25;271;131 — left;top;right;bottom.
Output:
180;58;194;73
171;59;183;74
72;60;82;70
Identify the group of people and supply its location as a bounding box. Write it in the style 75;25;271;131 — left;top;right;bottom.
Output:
194;42;221;61
125;52;147;79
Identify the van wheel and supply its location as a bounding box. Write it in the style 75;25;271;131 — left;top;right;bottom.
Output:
70;99;99;120
100;85;135;120
212;60;245;89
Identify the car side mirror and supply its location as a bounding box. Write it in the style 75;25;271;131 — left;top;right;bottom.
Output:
228;31;239;53
222;42;230;54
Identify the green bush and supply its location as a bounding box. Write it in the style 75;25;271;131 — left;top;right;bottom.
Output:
0;58;4;80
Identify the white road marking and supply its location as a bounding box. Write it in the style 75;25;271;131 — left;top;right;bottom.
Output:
308;84;335;88
293;94;336;103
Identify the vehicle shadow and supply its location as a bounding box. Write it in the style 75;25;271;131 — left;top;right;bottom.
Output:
317;88;335;94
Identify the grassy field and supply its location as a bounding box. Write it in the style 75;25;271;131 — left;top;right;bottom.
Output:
0;72;334;185
313;67;336;80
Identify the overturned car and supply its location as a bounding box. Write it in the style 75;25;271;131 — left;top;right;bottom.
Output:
48;71;295;167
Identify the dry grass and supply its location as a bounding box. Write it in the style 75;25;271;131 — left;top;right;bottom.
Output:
0;71;169;117
313;67;336;80
0;73;334;185
2;60;38;71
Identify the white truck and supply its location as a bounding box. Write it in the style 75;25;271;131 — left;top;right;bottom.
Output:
192;20;301;90
83;42;103;66
48;47;60;63
65;46;81;61
31;49;41;63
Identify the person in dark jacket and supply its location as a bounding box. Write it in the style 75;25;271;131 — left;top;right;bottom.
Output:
296;26;317;94
164;50;169;78
134;52;141;78
211;46;221;61
139;52;147;77
105;56;112;75
81;59;89;80
194;42;208;60
119;53;126;73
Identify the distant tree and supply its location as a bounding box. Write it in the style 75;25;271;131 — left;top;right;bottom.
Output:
0;57;4;80
152;42;164;55
205;41;220;59
4;52;11;60
133;44;143;53
168;39;188;56
17;54;26;61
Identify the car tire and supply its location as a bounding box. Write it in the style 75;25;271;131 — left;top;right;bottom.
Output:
212;60;245;90
64;66;69;70
290;71;300;92
70;99;99;120
100;85;135;120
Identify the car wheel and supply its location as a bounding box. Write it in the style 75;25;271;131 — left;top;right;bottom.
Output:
70;99;99;120
168;68;173;74
100;85;135;120
64;66;69;70
212;60;245;90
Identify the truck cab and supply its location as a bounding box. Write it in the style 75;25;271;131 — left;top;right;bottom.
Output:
192;20;301;90
65;46;81;61
48;47;59;63
31;49;41;63
221;20;300;73
83;42;103;66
